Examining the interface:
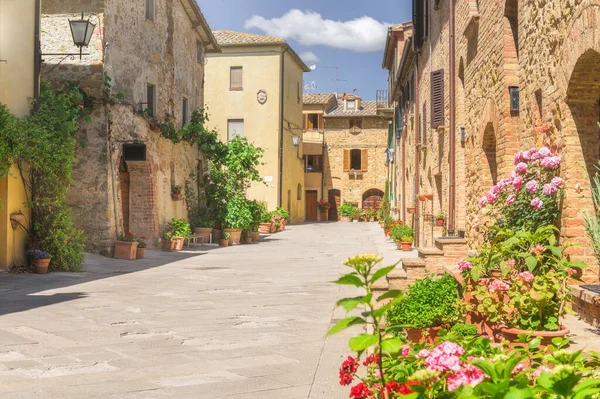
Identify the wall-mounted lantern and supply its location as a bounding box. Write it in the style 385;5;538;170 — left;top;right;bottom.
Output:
509;87;520;112
42;12;95;69
292;135;300;147
460;126;466;144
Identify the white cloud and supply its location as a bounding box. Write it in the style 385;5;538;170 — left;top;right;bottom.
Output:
299;51;320;64
244;10;391;52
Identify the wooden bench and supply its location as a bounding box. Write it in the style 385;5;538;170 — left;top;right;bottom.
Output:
184;234;204;248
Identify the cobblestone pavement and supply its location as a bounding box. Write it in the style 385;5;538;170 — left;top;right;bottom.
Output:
0;222;402;398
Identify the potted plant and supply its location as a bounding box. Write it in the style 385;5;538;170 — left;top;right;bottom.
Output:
338;202;355;222
352;206;362;221
161;230;176;251
136;236;147;259
407;207;416;214
389;224;414;251
114;232;139;260
9;211;26;230
223;196;252;244
170;217;191;250
247;200;264;243
435;211;445;226
190;207;213;243
171;184;183;201
386;274;463;343
259;209;273;234
242;230;253;244
317;200;331;221
418;192;433;201
220;231;230;247
272;207;290;229
399;235;413;251
25;249;51;274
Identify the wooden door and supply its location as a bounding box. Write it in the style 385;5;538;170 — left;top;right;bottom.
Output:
328;189;341;221
120;171;130;234
305;191;318;221
362;189;384;209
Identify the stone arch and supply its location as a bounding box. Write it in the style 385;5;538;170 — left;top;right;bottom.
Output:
126;161;159;245
478;98;500;191
362;188;384;210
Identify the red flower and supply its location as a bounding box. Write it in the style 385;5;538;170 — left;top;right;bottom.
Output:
398;381;419;395
349;382;372;399
141;236;147;240
339;356;359;386
362;354;379;366
127;232;134;237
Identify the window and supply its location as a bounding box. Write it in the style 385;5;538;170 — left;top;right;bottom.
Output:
227;119;244;141
349;119;362;131
307;114;319;130
297;184;302;200
304;155;322;172
347;99;356;109
146;84;156;118
182;97;188;126
145;0;154;21
431;69;444;128
344;149;368;172
230;67;243;90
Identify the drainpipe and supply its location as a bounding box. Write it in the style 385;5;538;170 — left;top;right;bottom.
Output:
448;0;457;233
414;58;420;248
402;119;406;223
278;47;289;208
33;0;41;99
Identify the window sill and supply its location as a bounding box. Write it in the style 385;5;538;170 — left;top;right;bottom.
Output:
229;88;243;91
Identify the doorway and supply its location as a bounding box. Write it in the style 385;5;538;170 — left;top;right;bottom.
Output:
119;158;130;234
305;190;318;221
328;189;341;221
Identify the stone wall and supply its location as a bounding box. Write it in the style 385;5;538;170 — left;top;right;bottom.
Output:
323;117;389;208
41;0;208;254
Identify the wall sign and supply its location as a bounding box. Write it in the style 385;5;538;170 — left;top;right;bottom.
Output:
257;90;267;104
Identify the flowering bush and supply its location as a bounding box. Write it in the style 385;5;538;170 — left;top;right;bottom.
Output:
388;223;412;242
317;200;331;213
25;249;51;259
117;232;135;242
136;236;147;248
478;147;563;232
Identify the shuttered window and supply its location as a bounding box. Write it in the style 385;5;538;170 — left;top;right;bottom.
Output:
230;67;243;90
361;149;368;171
344;149;367;171
318;114;324;131
422;103;427;145
431;69;444;128
227;119;244;141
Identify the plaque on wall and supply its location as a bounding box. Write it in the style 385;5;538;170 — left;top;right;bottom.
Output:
257;90;267;104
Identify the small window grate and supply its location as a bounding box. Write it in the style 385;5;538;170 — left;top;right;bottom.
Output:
123;144;146;161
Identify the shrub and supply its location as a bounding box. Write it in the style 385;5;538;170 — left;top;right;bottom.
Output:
338;202;357;218
272;206;290;220
223;195;252;229
169;217;191;238
450;323;478;337
584;162;600;266
389;224;413;241
386;274;463;330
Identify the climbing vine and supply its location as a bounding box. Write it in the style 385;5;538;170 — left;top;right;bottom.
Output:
0;80;88;271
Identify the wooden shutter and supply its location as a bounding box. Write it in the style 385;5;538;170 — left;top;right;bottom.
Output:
230;67;243;90
343;149;350;171
318;114;324;131
361;149;368;171
431;69;444;128
422;103;427;145
303;114;308;130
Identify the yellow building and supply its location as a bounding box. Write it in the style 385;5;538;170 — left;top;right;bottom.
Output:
0;0;38;268
204;31;309;223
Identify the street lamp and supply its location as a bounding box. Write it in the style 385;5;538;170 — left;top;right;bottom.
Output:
292;135;300;147
69;12;96;57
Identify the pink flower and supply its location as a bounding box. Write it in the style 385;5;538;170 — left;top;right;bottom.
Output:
512;176;524;190
530;244;546;255
417;349;431;358
512;363;527;375
517;271;535;284
540;156;561;169
515;162;528;174
487;192;498;203
435;341;465;357
478;196;487;207
514;151;525;165
531;197;543;209
533;366;552;377
575;183;583;193
488;280;510;293
497;178;512;191
489;185;501;195
526;180;539;193
472;218;480;229
567;267;578;276
402;346;411;357
538;147;552;158
543;183;558;196
446;363;486;391
527;147;538;159
505;259;516;268
551;176;563;187
506;194;516;205
458;259;473;272
424;342;465;373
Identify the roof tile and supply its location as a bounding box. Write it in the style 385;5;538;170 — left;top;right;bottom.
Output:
213;30;285;45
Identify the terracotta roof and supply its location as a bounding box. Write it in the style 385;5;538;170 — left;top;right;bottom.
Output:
324;100;379;118
213;30;285;45
303;93;337;105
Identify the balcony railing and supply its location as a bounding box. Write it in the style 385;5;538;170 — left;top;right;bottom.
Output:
376;90;391;108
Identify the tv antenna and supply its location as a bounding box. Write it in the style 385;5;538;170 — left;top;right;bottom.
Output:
325;66;347;94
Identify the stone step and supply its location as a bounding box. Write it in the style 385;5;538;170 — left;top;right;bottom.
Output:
387;268;408;291
417;247;444;257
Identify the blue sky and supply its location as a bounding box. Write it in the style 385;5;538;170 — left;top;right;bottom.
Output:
198;0;412;100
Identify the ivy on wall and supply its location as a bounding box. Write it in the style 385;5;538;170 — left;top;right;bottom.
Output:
0;80;89;271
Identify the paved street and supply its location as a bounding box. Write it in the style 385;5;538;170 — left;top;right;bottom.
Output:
0;222;400;398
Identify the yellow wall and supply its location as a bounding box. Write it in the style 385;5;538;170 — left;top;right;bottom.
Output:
204;45;306;223
0;0;36;268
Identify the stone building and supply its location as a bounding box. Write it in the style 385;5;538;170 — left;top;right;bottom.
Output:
384;0;600;281
204;31;309;224
302;93;392;221
41;0;219;254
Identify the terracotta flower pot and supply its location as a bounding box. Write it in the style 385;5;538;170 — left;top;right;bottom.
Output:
281;219;287;229
251;231;260;243
500;326;570;347
114;240;139;260
405;326;442;344
33;258;50;274
223;228;242;245
400;242;413;251
407;207;416;214
340;216;352;222
464;287;503;340
243;237;252;244
320;212;328;221
162;240;176;251
270;223;277;233
173;237;184;251
379;221;384;228
136;247;146;259
193;227;213;243
259;223;272;234
435;218;445;226
171;193;182;201
219;239;229;247
9;212;25;230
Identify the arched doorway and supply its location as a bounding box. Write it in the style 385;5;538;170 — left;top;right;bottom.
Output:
362;189;384;209
328;189;341;221
482;122;498;187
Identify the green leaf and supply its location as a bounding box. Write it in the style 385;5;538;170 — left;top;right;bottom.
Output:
471;360;498;382
504;388;535;399
348;334;378;352
376;289;403;302
525;256;538;272
336;298;361;312
381;337;403;353
370;265;396;284
334;274;363;287
327;316;365;336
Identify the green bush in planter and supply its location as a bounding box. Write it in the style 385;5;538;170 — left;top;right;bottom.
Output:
338;202;356;218
272;206;289;220
389;224;413;241
188;206;214;229
223;196;252;229
386;273;462;330
247;200;266;231
170;217;191;238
